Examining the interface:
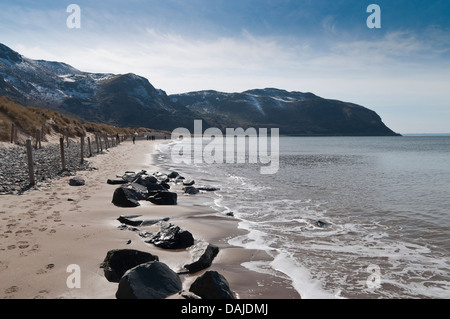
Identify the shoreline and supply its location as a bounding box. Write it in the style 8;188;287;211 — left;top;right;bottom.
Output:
0;139;300;299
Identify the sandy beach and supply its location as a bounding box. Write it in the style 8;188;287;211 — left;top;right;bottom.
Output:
0;139;300;299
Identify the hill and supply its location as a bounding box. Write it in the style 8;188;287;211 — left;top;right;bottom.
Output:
1;43;399;136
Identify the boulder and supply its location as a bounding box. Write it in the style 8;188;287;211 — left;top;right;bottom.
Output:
134;174;158;187
112;183;148;207
146;222;194;249
69;177;85;186
114;189;138;207
112;187;140;207
183;186;199;195
189;271;235;299
100;249;159;283
167;171;180;179
146;182;166;191
147;191;177;206
116;261;182;299
107;179;128;185
121;171;136;183
160;181;171;189
182;179;195;186
184;242;219;274
126;183;149;200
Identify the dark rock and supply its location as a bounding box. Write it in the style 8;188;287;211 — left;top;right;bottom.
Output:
69;177;85;186
184;243;219;274
148;191;177;206
115;261;182;299
134;174;158;187
100;249;159;283
117;215;143;227
112;187;140;207
126;183;149;200
147;189;161;196
183;186;199;195
121;171;136;183
314;220;328;228
226;212;234;217
107;179;128;185
189;271;235;299
146;222;194;249
160;181;170;189
196;187;220;192
182;179;195;186
146;182;166;191
167;171;179;179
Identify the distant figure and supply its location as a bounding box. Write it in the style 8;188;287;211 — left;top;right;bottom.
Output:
132;136;136;144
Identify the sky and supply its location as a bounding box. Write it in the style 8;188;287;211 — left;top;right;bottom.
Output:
0;0;449;134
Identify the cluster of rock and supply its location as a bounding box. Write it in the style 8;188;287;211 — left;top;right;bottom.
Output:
100;247;231;299
104;169;234;299
0;143;93;194
110;170;220;208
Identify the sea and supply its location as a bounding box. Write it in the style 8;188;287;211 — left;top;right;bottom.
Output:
153;136;450;299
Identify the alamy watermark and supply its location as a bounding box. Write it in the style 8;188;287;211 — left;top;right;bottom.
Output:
171;120;280;175
66;264;81;289
366;264;382;289
367;4;381;29
66;4;81;29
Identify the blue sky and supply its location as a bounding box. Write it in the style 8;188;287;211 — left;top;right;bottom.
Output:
1;0;449;133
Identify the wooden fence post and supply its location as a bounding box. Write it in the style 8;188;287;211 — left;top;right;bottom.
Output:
60;137;66;170
97;135;102;153
87;136;92;157
34;129;41;149
26;139;36;186
14;125;18;144
10;124;15;144
80;135;85;163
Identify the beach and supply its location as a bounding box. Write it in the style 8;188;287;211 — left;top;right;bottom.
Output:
0;139;300;299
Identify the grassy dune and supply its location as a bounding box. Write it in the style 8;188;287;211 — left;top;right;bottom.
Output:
0;96;168;143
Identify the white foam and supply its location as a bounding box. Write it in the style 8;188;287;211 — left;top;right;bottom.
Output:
270;251;342;299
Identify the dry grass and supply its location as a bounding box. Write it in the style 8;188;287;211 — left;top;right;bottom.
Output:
0;96;169;143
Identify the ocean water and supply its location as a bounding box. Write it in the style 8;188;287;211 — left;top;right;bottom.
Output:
154;136;450;299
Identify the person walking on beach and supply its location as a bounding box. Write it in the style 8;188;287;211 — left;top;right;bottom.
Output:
132;135;136;144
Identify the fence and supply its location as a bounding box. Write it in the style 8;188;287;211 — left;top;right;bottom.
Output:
14;131;128;187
